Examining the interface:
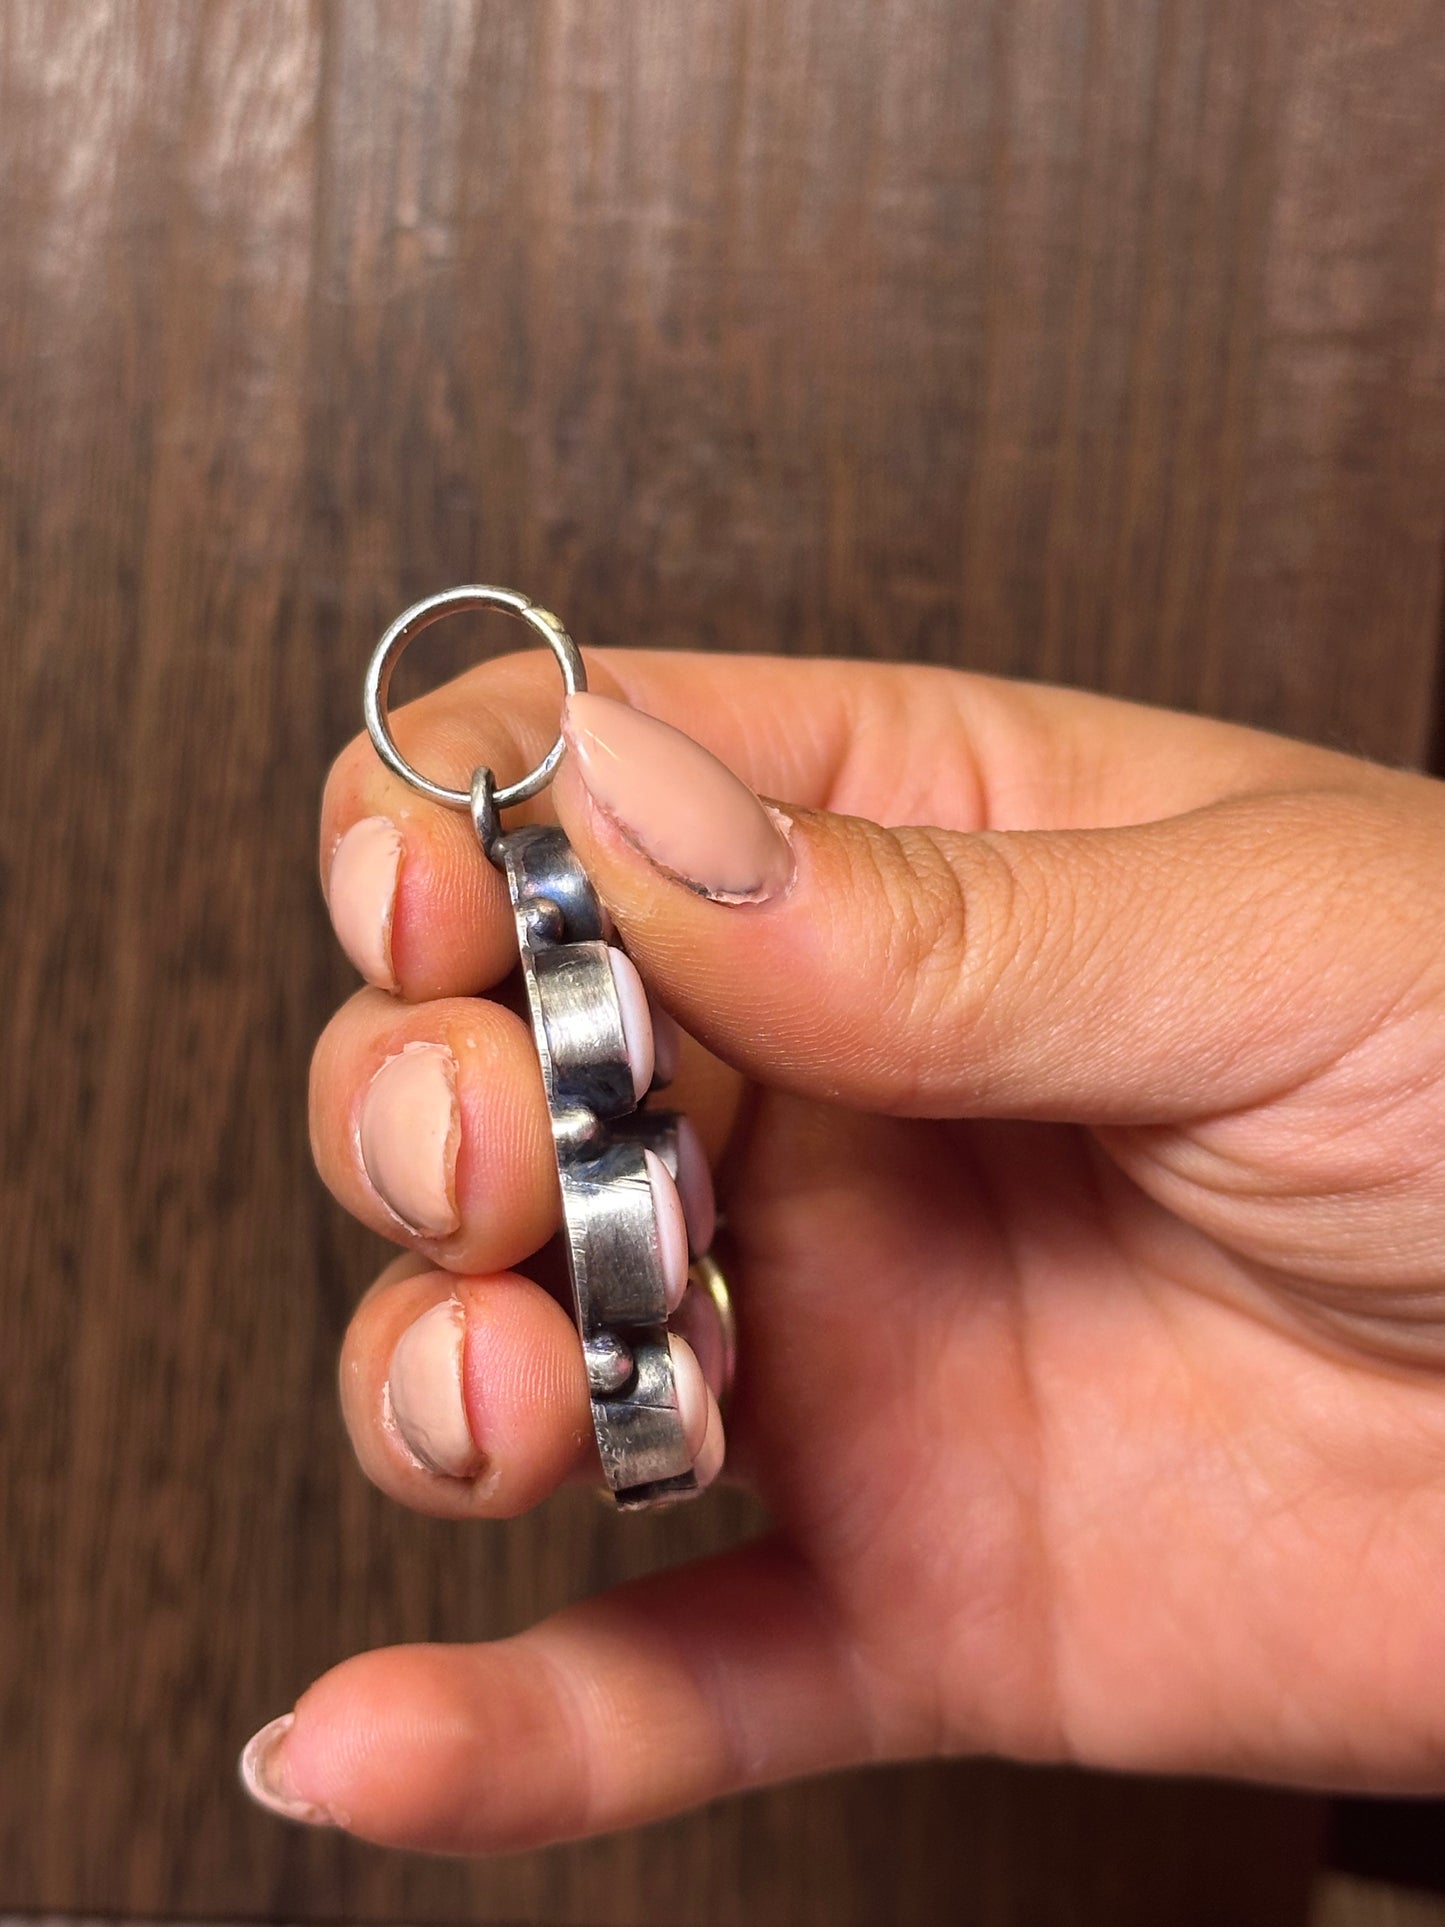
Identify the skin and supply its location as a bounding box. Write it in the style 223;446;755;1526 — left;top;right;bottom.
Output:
280;648;1445;1855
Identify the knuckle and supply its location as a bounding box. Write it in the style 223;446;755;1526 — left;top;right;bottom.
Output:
883;826;1019;1006
847;822;1077;1103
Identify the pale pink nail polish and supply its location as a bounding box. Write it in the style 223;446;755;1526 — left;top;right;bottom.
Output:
645;1149;689;1311
386;1297;482;1478
238;1713;336;1828
359;1043;460;1237
328;816;403;989
608;948;655;1099
563;693;794;903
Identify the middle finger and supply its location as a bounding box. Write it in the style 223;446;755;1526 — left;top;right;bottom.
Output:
311;988;556;1273
312;987;738;1275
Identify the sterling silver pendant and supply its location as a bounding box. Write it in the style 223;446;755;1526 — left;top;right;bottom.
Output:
364;586;730;1509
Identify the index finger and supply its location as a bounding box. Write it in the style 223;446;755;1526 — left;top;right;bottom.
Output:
320;645;1341;1002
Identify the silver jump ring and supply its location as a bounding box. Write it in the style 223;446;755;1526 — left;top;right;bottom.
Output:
364;585;588;813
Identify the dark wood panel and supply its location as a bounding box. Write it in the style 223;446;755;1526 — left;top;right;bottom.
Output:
1316;1880;1445;1927
16;1888;1445;1927
1;0;1442;1919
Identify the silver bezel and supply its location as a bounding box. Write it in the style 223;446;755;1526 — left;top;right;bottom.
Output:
499;823;699;1508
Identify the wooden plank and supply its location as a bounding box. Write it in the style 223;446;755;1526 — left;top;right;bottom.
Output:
1;0;1442;1919
17;1888;1445;1927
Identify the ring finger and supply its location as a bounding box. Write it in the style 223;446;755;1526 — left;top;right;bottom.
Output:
341;1255;724;1519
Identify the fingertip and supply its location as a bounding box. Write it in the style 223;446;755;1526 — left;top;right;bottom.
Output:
387;805;518;1000
340;1266;591;1520
239;1712;339;1829
310;992;557;1275
321;745;517;1001
459;1275;592;1510
274;1645;502;1851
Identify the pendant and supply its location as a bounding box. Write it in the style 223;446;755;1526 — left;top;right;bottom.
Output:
364;586;731;1508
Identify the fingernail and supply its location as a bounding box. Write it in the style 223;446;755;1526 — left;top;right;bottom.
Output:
239;1713;336;1828
386;1297;483;1478
359;1043;460;1238
327;816;403;990
563;693;794;904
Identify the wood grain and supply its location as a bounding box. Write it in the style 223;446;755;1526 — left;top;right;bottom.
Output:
1315;1879;1445;1927
2;0;1442;1919
12;1887;1445;1927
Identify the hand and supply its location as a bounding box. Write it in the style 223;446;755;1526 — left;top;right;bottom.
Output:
241;648;1445;1853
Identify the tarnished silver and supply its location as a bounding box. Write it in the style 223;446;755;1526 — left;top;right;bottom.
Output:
497;824;698;1506
364;588;710;1510
364;585;586;813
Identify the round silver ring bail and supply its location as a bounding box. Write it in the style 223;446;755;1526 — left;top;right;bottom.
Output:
363;585;587;814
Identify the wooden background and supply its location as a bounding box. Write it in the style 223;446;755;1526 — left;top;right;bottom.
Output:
2;1;1444;1920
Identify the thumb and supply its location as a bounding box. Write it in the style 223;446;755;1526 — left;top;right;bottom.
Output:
554;691;1418;1122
